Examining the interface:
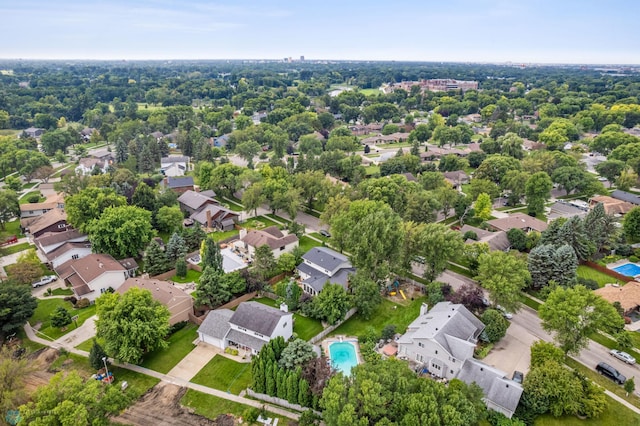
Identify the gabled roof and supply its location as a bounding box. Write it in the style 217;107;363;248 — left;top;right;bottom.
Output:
198;309;234;340
457;358;523;417
118;258;139;271
460;225;510;251
242;226;298;250
442;170;469;181
35;229;86;250
229;301;291;337
611;190;640;206
55;253;125;284
21;208;67;234
20;200;57;212
117;277;192;309
167;176;194;189
44;241;91;262
486;213;548;233
302;247;350;272
594;282;640;312
177;190;218;211
589;195;634;215
190;204;239;225
161;156;189;164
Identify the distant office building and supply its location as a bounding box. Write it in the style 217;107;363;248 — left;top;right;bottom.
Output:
300;55;305;61
383;79;479;94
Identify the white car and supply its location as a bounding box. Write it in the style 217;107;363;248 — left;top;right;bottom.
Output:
496;305;513;320
610;349;636;365
32;275;57;288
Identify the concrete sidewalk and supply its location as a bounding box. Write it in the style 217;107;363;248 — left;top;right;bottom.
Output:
166;344;219;381
53;315;97;348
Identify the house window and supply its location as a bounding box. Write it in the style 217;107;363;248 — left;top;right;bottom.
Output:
253;332;263;338
434;350;438;354
72;254;79;260
450;370;454;375
238;327;247;332
57;224;66;229
283;322;287;328
418;342;424;348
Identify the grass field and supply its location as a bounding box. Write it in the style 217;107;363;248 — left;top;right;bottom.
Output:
298;235;322;253
0;220;24;240
171;269;202;283
245;216;283;230
1;242;35;256
331;296;427;339
190;355;251;394
253;297;324;340
209;229;239;242
140;324;198;373
365;165;380;176
19;192;44;204
576;265;617;287
534;396;640;425
360;88;382;96
181;389;287;423
29;299;97;341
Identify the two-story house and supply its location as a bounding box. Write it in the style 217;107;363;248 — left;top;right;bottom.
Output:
117;277;193;325
20;193;65;219
296;247;356;295
35;229;88;255
75;158;110;175
197;301;293;355
236;226;298;259
20;208;69;238
177;190;219;216
161;156;189;177
190;204;239;231
164;176;195;194
55;254;128;302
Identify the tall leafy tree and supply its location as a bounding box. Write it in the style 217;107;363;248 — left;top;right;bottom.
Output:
65;187;127;232
313;284;352;325
155;205;183;233
477;251;530;312
95;288;171;364
414;223;464;283
525;171;553;217
480;309;510;343
474;193;492;221
131;182;157;211
624;207;640;242
539;285;624;355
88;205;154;258
350;271;382;320
0;284;37;341
0;189;19;230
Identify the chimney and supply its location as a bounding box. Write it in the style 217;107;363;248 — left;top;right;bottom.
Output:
239;228;247;239
206;209;212;228
280;303;288;313
420;303;428;316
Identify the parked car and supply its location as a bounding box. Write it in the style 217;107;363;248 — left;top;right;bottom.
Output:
610;349;636;365
31;275;57;288
512;371;524;384
596;362;626;384
496;305;513;320
319;229;331;238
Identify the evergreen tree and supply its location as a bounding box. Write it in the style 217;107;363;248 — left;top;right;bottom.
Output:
528;244;556;289
552;244;578;286
298;378;311;407
50;306;72;329
277;368;287;399
131;182;157;212
559;216;595;261
253;244;277;280
200;236;223;273
166;232;187;261
138;144;155;173
252;358;266;394
265;361;276;395
287;371;299;404
143;239;170;276
115;138;128;163
180;224;206;251
89;339;109;370
175;257;187;278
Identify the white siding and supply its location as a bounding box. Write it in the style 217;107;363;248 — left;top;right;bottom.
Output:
50;247;92;268
270;315;293;340
85;271;127;302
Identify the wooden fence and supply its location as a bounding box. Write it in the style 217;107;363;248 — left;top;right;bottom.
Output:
214;291;259;311
309;307;358;344
582;260;635;283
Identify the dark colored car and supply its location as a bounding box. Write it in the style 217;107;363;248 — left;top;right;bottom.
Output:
596;362;626;384
320;229;331;238
512;371;524;384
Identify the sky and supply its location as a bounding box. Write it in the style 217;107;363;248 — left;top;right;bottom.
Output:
1;0;639;64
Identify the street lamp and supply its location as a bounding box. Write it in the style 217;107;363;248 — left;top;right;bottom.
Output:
102;357;111;385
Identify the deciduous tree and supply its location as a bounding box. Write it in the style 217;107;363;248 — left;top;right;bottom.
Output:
0;189;19;230
525;171;553;217
0;284;37;341
477;251;530;312
313;284;351;325
66;187;127;232
155;205;183;233
88;205;153;258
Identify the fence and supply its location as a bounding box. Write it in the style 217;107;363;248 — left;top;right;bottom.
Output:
215;291;258;311
245;389;321;416
309;307;358;344
149;262;201;281
582;261;635;283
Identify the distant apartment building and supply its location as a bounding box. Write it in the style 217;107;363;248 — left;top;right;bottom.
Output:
383;79;479;94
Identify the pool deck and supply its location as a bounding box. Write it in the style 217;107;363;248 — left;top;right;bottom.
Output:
607;259;640;278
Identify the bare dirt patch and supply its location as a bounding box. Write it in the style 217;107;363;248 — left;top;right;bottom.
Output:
111;382;230;426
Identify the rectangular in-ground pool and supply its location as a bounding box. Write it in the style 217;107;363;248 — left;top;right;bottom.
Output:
329;341;359;376
612;263;640;277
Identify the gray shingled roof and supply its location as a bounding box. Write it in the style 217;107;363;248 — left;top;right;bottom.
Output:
229;301;291;337
302;247;350;273
161;156;189;164
198;309;234;340
226;329;269;352
611;190;640;206
167;176;194;189
178;190;217;210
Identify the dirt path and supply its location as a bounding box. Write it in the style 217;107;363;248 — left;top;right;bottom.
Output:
111;382;227;426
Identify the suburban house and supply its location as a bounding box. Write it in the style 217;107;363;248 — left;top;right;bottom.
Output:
213;134;230;148
119;258;140;278
75;158;110;175
361;132;411;145
178;190;219;216
486;213;548;233
594;282;640;315
20;208;69;238
35;229;88;254
235;226;298;259
459;225;510;251
457;358;524;419
164;176;195;194
161;156;189;177
197;301;293;355
420;146;467;160
443;170;470;189
150;131;164;141
55;254;129;302
547;201;589;221
611;190;640;206
80;127;96;141
588;195;634;216
20;193;65;218
397;302;522;418
190;204;239;231
43;241;92;268
296;247;356;296
117;277;193;325
23;127;44;138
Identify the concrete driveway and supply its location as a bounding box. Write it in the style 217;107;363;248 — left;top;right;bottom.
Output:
167;343;220;381
483;321;537;378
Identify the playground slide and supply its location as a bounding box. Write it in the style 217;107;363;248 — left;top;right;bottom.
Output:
399;289;407;300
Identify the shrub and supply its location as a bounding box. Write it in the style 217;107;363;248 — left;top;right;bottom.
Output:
175;257;187;278
64;296;78;305
629;255;639;263
168;320;188;336
75;298;90;309
27;194;41;203
463;231;478;241
616;244;633;257
381;324;396;341
577;277;600;290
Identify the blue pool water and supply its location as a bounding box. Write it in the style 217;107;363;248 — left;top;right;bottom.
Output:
612;263;640;277
329;341;359;375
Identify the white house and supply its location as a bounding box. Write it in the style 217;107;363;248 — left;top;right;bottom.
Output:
197;301;293;355
161;156;189;177
75;158;110;175
43;241;92;268
20;193;65;219
35;229;89;254
397;302;523;418
296;247;355;295
236;226;298;259
398;302;484;380
55;254;128;302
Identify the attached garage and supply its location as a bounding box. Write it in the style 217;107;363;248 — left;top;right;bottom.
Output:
197;309;233;349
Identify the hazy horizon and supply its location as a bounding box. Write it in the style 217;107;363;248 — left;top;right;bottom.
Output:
2;0;639;65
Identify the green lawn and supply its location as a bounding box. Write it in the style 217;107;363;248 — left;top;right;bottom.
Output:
0;220;24;240
535;396;640;426
588;332;640;365
76;336;101;352
331;297;427;339
190;355;252;395
266;214;291;226
1;243;35;257
30;299;97;341
209;229;239;242
171;269;202;283
181;389;286;423
245;216;283;230
446;262;474;278
111;365;161;399
298;236;322;253
49;287;74;296
253;297;324;341
140;324;198;373
19;192;45;204
360;88;381;96
365;165;380;176
520;294;542;310
308;232;330;244
577;265;617;287
221;201;245;212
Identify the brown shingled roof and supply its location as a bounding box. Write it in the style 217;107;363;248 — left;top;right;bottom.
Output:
594;282;640;312
486;213;548;233
117;277;192;310
241;226;298;250
21;208;67;234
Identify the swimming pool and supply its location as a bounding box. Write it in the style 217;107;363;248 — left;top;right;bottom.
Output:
612;263;640;277
329;341;359;375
